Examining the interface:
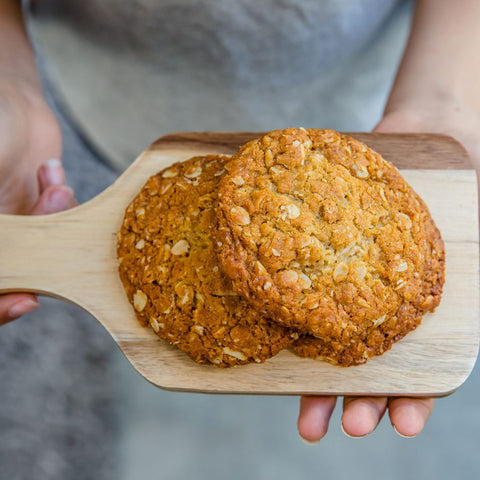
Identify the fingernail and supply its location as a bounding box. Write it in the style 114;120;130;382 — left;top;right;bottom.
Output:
393;425;417;438
341;423;366;439
8;299;40;319
48;186;74;211
300;436;320;445
44;158;64;185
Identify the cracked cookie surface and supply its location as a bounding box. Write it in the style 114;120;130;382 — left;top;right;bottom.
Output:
215;128;445;365
117;155;293;367
291;193;445;365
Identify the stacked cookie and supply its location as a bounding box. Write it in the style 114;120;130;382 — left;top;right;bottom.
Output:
117;128;445;367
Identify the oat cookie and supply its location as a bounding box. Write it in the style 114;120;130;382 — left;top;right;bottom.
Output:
215;128;445;365
117;155;294;367
292;199;445;366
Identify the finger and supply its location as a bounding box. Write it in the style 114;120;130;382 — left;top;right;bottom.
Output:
0;293;40;326
341;396;388;437
297;396;337;443
37;158;66;192
388;397;434;438
30;185;76;215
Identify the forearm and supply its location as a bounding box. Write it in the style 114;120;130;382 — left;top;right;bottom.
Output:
0;0;40;90
385;0;480;115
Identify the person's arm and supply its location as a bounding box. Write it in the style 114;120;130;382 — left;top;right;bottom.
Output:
298;0;480;442
0;0;41;87
0;0;74;325
378;0;480;163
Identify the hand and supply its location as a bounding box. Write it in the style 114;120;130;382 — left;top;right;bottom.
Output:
297;101;480;442
374;102;480;167
0;76;76;326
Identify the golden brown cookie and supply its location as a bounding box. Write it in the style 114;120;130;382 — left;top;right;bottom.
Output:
117;155;294;368
291;198;445;366
215;128;445;365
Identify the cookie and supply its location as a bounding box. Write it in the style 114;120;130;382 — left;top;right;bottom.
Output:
215;128;445;365
291;196;445;365
117;155;294;368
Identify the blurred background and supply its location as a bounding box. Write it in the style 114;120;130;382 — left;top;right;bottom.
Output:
1;1;479;479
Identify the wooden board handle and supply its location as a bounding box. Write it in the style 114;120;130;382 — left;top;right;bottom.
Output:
0;211;81;296
0;193;123;318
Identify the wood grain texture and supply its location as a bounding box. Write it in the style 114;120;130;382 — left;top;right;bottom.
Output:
153;132;473;169
0;132;478;396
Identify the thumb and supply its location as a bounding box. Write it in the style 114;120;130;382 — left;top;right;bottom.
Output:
30;158;77;215
30;184;76;215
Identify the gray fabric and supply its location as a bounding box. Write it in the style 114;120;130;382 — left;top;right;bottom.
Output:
26;0;407;171
0;66;119;480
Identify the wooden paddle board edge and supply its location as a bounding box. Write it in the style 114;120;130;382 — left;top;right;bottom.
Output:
148;131;474;170
118;340;476;398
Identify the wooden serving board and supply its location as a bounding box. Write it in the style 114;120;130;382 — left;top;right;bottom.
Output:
0;132;478;396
